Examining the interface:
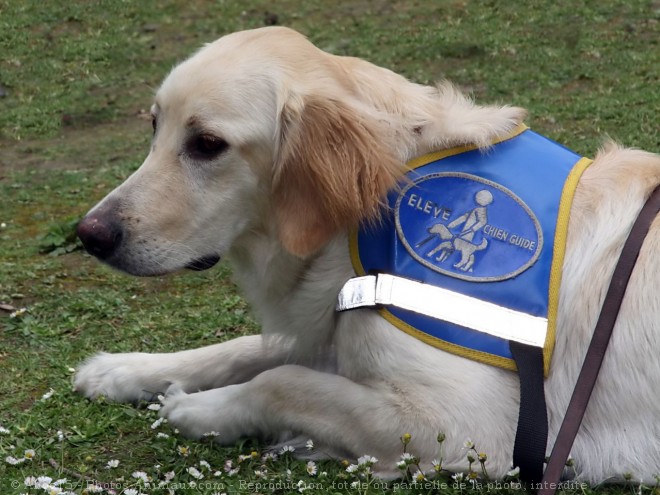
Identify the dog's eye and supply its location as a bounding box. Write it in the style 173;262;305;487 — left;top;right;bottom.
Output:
188;134;229;160
151;116;157;134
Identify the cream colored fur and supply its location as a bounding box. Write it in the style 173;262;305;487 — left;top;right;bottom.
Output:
74;27;660;483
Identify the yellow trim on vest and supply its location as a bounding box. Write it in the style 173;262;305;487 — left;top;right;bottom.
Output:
406;124;529;170
378;307;519;371
543;156;593;375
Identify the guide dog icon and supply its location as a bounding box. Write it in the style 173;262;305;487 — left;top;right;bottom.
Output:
416;190;493;272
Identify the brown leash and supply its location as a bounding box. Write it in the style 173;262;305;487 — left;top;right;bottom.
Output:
539;184;660;495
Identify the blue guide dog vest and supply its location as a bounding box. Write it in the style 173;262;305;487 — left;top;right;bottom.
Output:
341;125;592;375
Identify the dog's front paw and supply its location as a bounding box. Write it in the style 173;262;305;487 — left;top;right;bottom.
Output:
160;384;248;443
74;352;173;403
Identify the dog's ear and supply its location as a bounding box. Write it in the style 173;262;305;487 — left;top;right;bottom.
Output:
273;96;402;258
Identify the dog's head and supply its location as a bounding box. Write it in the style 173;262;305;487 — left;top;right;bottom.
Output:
76;27;405;275
77;27;526;276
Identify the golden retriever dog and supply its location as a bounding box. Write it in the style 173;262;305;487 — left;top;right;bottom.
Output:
74;27;660;482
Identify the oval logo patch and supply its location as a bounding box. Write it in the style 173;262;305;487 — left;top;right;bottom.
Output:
395;172;543;282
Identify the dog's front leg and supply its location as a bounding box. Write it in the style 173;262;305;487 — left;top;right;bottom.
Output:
161;364;413;472
74;335;286;403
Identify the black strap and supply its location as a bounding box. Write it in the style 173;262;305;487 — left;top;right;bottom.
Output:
510;341;548;485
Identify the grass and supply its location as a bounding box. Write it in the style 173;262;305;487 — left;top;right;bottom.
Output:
0;0;658;493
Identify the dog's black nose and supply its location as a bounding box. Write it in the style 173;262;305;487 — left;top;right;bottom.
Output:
77;214;123;260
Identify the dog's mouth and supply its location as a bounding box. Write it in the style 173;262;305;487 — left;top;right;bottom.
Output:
185;254;221;271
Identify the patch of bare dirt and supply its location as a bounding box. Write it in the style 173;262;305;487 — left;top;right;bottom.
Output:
0;113;150;176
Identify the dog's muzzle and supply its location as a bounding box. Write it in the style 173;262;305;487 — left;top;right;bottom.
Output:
77;205;220;273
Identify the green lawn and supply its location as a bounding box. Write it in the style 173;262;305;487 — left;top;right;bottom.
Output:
0;1;658;494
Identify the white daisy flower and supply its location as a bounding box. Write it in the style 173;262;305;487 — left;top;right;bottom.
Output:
397;452;416;468
507;466;520;477
35;476;53;488
41;388;55;400
150;417;165;429
345;464;359;473
200;460;211;470
306;461;317;476
187;467;204;479
9;308;27;318
279;445;295;455
305;439;314;450
0;426;10;434
147;403;161;411
5;455;25;465
156;432;170;439
24;476;37;487
23;449;36;459
412;469;425;482
132;471;149;482
463;438;474;449
452;472;465;482
358;455;378;466
106;459;119;468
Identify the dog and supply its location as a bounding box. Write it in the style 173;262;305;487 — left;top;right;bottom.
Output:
440;237;487;270
422;223;489;270
74;26;660;482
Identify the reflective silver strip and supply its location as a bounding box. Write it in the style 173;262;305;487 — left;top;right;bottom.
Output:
337;274;547;348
